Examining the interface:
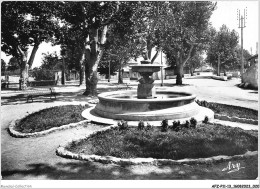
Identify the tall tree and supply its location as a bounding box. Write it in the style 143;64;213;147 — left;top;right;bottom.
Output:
206;25;239;75
160;1;216;85
101;12;140;84
59;1;137;95
1;1;60;89
131;1;167;63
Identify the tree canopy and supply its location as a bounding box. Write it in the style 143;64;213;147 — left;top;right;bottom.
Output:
206;24;239;74
1;1;61;89
159;1;216;84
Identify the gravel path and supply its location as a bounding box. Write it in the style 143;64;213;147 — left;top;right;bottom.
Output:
1;78;258;180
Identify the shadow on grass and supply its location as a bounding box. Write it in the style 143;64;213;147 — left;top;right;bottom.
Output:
1;156;258;180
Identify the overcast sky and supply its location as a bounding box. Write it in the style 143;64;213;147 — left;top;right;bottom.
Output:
1;1;259;68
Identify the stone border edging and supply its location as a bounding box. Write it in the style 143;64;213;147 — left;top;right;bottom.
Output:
215;114;258;125
56;125;258;166
8;114;90;138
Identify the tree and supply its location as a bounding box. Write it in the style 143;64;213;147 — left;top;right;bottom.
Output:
100;12;140;84
160;1;216;85
41;52;60;70
131;1;168;63
31;52;60;81
206;25;239;75
58;1;138;95
235;46;251;70
98;53;119;79
187;53;204;76
1;1;60;89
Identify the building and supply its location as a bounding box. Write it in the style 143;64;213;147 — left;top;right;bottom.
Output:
241;54;258;89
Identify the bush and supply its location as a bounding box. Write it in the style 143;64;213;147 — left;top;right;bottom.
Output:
183;120;190;128
190;117;197;128
161;119;168;132
203;116;209;123
31;68;55;81
118;120;129;130
138;120;145;130
146;122;153;131
171;120;181;131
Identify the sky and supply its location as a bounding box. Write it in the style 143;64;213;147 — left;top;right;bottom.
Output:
1;1;259;68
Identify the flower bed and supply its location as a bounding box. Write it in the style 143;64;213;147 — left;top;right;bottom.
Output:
13;105;88;133
61;123;257;163
196;100;258;124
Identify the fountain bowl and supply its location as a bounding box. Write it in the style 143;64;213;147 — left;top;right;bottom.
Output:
82;90;214;126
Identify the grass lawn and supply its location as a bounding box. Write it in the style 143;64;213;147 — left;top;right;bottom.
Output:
196;100;258;120
68;123;258;160
15;105;89;133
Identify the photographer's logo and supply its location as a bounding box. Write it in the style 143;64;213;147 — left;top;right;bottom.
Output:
222;161;245;173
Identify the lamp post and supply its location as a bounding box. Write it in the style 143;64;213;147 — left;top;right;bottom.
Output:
237;7;247;82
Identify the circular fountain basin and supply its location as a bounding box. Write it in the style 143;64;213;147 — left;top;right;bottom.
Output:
82;90;214;125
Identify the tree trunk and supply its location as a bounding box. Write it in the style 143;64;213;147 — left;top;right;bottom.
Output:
19;61;28;90
79;65;83;85
190;65;194;76
223;69;227;76
118;59;123;84
16;46;28;90
147;40;153;60
151;50;160;63
83;26;107;96
27;43;39;68
83;58;99;96
175;45;194;85
176;63;184;85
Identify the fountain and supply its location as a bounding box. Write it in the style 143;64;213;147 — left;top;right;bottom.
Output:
82;59;214;126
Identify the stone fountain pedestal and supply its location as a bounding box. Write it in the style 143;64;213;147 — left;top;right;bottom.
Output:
137;84;155;99
132;60;162;99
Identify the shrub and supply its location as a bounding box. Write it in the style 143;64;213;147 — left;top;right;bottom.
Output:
171;120;181;131
161;119;168;132
190;117;197;128
146;122;153;131
31;67;55;81
118;120;129;130
183;120;190;128
138;120;145;130
203;116;209;123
